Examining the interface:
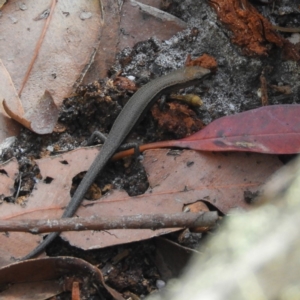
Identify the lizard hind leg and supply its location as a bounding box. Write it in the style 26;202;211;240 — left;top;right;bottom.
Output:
119;142;140;160
88;130;141;159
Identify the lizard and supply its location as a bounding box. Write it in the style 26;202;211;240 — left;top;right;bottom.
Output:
22;66;211;260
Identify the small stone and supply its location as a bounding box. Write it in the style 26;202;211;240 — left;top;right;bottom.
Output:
156;279;166;289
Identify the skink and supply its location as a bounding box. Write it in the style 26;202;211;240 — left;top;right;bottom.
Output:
22;66;211;259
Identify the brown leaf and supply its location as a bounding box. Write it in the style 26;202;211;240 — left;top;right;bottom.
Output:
3;89;58;134
0;61;22;140
85;0;189;81
0;0;103;134
0;0;190;138
81;0;120;83
118;0;187;51
155;237;198;280
0;148;281;265
0;257;124;300
0;158;19;198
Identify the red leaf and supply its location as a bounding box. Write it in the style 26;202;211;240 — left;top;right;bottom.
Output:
168;104;300;154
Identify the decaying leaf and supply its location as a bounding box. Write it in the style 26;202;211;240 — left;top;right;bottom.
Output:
0;257;124;300
0;0;190;137
209;0;282;55
118;0;187;50
0;0;103;134
2;87;58;134
154;237;198;280
0;158;19;199
0;148;282;266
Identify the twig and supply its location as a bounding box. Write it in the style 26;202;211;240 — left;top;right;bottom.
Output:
0;212;218;234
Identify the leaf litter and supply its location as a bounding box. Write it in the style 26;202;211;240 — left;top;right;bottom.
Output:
0;1;299;298
0;147;282;266
0;0;103;135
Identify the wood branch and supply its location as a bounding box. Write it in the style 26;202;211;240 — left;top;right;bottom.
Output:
0;212;218;234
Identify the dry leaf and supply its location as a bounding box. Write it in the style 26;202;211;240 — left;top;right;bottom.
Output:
0;257;124;300
155;237;198;280
0;0;103;134
0;148;282;266
0;158;19;199
118;0;187;50
118;104;300;158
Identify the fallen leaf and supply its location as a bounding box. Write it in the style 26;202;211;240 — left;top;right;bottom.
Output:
81;0;119;84
118;0;187;51
0;148;282;265
154;237;198;280
121;104;300;156
0;157;19;199
0;257;124;300
0;0;192;139
83;0;189;83
0;0;103;134
2;88;58;134
175;104;300;154
0;62;22;140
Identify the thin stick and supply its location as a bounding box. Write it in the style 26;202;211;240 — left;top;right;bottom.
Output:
0;212;218;233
